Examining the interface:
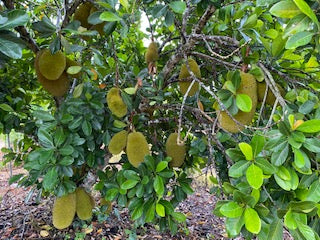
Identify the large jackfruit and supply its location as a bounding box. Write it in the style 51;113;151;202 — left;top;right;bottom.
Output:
178;59;201;96
75;187;94;220
52;192;76;229
257;82;285;105
106;87;128;118
73;2;94;29
38;49;66;80
35;50;70;96
166;133;186;167
145;42;159;64
108;130;128;155
218;72;257;133
126;132;150;168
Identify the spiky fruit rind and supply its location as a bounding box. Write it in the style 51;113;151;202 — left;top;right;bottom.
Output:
166;133;186;167
257;82;285;105
38;49;66;80
76;187;93;220
219;72;257;133
126;132;150;168
52;192;76;229
178;59;201;96
145;42;159;64
106;87;128;118
73;2;93;29
108;130;128;155
35;50;70;96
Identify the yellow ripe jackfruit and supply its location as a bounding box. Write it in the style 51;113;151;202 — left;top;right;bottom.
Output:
108;130;128;155
35;50;70;97
52;192;76;229
38;49;66;80
257;82;285;105
178;59;201;96
100;198;113;215
166;133;186;167
106;87;128;118
75;187;94;220
218;72;257;133
73;2;93;29
145;42;159;64
126;132;150;168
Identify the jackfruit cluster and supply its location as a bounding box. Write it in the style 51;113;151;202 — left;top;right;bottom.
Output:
145;42;159;64
108;130;128;155
35;49;70;97
106;87;128;118
178;59;201;96
257;82;285;105
126;132;150;167
52;192;76;229
166;133;186;167
73;3;105;36
218;72;257;133
75;187;94;220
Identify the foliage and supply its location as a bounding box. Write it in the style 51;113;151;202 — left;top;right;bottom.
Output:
1;0;320;238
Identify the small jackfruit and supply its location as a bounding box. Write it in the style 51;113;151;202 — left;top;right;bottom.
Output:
218;72;257;133
35;50;70;96
145;42;159;64
75;187;94;220
166;133;186;167
100;198;113;215
106;87;128;118
178;59;201;96
108;130;128;155
257;82;285;105
126;132;150;168
52;192;76;229
73;2;94;29
38;49;66;80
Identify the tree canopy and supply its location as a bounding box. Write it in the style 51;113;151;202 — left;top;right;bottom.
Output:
1;0;320;239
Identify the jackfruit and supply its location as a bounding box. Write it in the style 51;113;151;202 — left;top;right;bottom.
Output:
218;72;257;133
166;133;186;167
257;82;285;105
75;187;93;220
145;42;159;64
108;130;128;155
106;87;127;118
101;198;113;215
73;2;93;29
126;132;150;167
66;58;82;78
38;49;66;80
178;59;201;96
52;192;76;229
35;50;70;96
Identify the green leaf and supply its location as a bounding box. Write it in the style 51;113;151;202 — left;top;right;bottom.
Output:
270;0;301;18
38;128;53;147
82;120;92;136
119;0;129;10
100;11;122;22
272;33;287;57
73;83;84;98
131;203;144;220
156;161;168;172
169;1;186;14
228;160;251;178
297;221;316;240
42;167;58;191
124;87;136;95
171;212;186;222
293;0;320;29
226;216;244;237
284;210;297;230
284;14;311;38
267;218;284;240
304;138;320;153
156;203;165;217
121;179;139;189
145;203;155;223
246;164;264;189
123;170;140;181
296;120;320;133
220;202;244;218
0;10;29;30
0;103;14;112
59;145;74;156
236;94;252;112
239;142;253;160
256;158;276;174
9;174;24;185
59;156;74;166
271;143;289;166
67;66;81;75
285;31;314;49
0;36;23;59
293;148;306;168
154;175;164;196
305;180;320;202
251;134;265;157
243;14;257;28
244;207;261;234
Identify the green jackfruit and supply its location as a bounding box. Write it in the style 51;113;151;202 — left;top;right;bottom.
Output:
73;2;93;29
218;72;257;133
106;87;128;118
75;187;93;220
257;82;285;105
52;192;76;229
145;42;159;64
178;59;201;96
126;132;150;168
108;130;128;155
38;49;66;80
166;133;186;167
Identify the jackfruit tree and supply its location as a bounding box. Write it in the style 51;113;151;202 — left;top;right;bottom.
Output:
1;0;320;239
